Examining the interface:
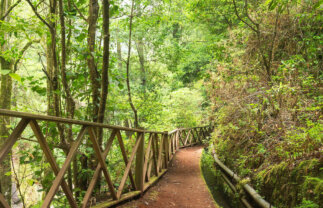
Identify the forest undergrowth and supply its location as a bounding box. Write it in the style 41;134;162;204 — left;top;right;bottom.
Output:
203;1;322;207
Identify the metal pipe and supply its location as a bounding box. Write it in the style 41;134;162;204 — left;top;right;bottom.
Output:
212;150;273;208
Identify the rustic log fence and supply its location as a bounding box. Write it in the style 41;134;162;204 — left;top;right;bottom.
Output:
0;109;212;208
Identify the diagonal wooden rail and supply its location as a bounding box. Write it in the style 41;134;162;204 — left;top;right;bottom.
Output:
0;109;212;208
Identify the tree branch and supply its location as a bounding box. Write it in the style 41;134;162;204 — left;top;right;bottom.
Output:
10;156;26;208
1;0;22;20
20;137;72;151
244;0;259;28
14;40;40;72
38;53;52;82
126;0;139;128
25;0;52;29
72;1;88;22
232;0;258;33
268;9;280;68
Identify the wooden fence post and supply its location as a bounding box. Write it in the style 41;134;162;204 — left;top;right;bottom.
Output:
135;132;145;192
163;132;169;168
166;132;171;162
177;131;179;149
171;134;175;154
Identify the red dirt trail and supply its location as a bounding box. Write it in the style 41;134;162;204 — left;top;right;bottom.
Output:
119;146;217;208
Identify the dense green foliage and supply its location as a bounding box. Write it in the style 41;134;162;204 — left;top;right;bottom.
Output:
0;0;321;207
199;0;323;207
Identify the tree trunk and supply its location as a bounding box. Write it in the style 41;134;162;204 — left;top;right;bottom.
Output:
0;58;12;206
86;0;100;195
59;0;75;124
43;0;64;143
136;38;146;94
118;28;133;137
25;0;67;195
59;0;76;193
97;0;110;145
117;27;122;70
46;32;55;116
126;0;139;128
0;0;12;204
87;0;100;122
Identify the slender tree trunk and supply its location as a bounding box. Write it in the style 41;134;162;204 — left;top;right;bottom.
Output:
26;0;67;195
86;0;100;195
0;59;12;207
58;0;73;147
49;1;60;116
59;0;76;193
136;38;146;94
0;1;32;204
116;27;122;70
65;0;81;198
118;27;133;137
97;0;110;145
48;0;65;143
46;34;54;116
43;1;61;197
134;4;146;95
0;0;12;204
126;0;139;128
59;0;75;123
87;0;100;122
44;0;65;144
135;38;147;124
25;0;62;131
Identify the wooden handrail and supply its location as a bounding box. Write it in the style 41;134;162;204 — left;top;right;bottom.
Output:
0;109;164;134
0;109;213;208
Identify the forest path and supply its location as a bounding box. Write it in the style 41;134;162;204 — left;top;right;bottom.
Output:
119;146;218;208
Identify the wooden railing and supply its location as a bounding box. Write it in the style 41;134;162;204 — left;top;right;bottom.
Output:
0;109;212;208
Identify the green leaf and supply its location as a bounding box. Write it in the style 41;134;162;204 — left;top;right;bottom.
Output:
110;5;119;17
268;0;278;10
27;179;34;186
9;73;22;83
76;33;86;42
31;86;46;96
1;69;10;75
